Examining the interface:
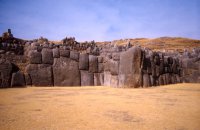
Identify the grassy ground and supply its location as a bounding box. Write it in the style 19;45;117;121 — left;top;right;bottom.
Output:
97;37;200;52
0;83;200;130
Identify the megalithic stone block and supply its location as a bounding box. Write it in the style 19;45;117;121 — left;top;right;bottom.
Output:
143;73;151;87
79;53;89;70
11;71;25;87
42;48;53;64
89;55;98;73
119;47;143;88
52;47;60;58
26;64;53;86
80;70;94;86
94;73;104;86
29;51;42;64
53;57;80;86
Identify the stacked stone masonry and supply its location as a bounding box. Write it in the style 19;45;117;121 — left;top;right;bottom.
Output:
0;39;200;88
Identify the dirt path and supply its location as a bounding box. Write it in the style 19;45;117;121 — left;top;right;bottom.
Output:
0;83;200;130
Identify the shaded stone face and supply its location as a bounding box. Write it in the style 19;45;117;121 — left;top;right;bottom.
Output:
41;48;53;64
0;61;12;88
79;53;89;70
52;48;60;58
60;49;70;57
143;73;151;87
29;51;42;64
24;73;32;86
80;70;94;86
119;47;143;88
70;51;79;61
94;73;104;86
53;57;80;86
25;64;53;86
110;60;119;75
89;55;98;73
11;71;25;87
104;71;111;86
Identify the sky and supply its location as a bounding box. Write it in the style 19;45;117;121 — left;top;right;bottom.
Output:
0;0;200;42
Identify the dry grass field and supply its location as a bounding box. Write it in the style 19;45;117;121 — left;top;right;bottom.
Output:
97;37;200;52
0;83;200;130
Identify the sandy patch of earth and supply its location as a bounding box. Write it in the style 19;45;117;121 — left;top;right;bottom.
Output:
0;83;200;130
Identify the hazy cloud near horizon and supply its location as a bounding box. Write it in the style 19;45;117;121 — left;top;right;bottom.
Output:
0;0;200;41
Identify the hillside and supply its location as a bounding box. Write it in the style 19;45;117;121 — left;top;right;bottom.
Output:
97;37;200;52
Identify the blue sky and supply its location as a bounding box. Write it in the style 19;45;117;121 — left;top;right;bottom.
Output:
0;0;200;41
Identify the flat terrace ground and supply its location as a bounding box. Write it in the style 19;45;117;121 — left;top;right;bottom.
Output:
0;84;200;130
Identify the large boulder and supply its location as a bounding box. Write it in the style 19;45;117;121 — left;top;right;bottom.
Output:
11;71;25;87
80;70;94;86
25;64;53;86
0;60;12;88
89;55;98;73
41;48;53;64
79;53;89;70
119;47;143;88
29;51;42;64
53;57;80;86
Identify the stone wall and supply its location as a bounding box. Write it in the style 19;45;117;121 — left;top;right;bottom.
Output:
0;40;199;88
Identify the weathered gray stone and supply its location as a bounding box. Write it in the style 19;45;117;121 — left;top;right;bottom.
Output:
94;73;104;86
11;71;25;87
119;47;143;88
89;55;98;73
29;51;42;64
112;53;120;61
110;60;119;75
79;53;89;70
0;61;12;88
97;56;103;63
110;75;119;87
155;65;160;77
24;73;32;86
70;51;79;61
103;60;111;71
60;49;70;57
53;57;80;86
80;70;94;86
158;75;164;85
98;63;104;73
52;48;60;58
104;71;111;86
163;73;170;85
150;75;156;86
42;48;53;64
143;73;151;87
25;64;53;86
